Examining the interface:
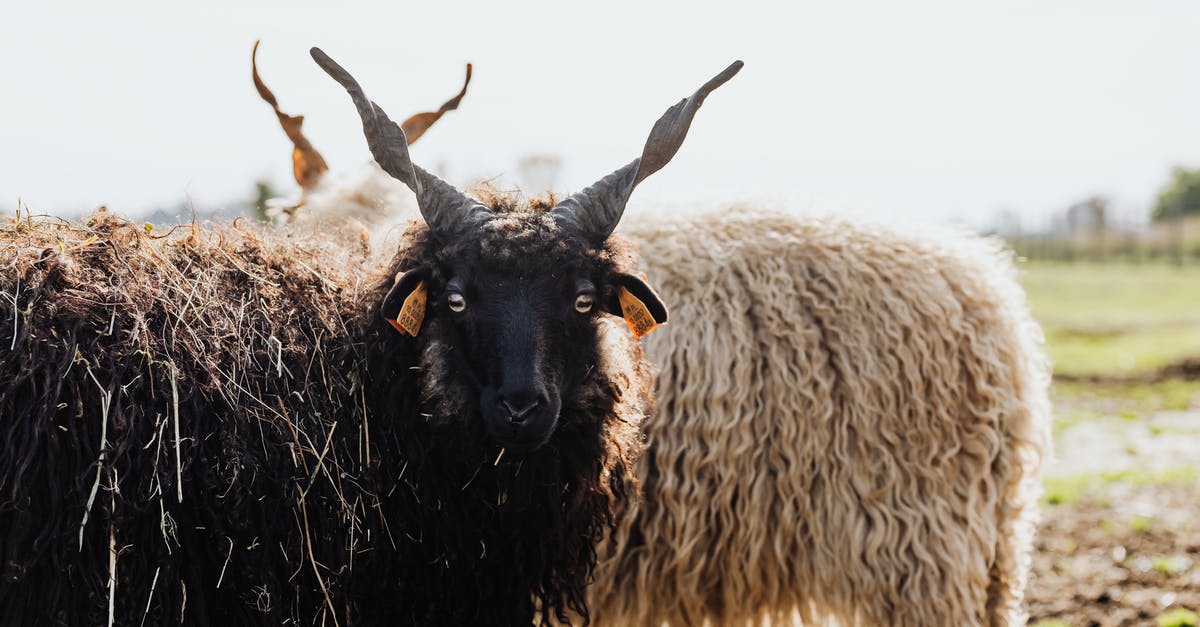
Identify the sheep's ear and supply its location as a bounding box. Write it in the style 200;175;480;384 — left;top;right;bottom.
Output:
381;267;433;336
605;273;668;339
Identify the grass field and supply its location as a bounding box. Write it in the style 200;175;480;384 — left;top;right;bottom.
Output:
1018;260;1200;477
1018;262;1200;626
1020;262;1200;378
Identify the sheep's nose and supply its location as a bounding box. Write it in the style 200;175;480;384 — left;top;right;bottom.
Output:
499;395;541;424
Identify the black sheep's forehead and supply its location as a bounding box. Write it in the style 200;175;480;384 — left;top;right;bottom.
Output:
464;211;602;271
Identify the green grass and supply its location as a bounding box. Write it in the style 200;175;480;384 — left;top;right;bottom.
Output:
1054;378;1200;412
1019;262;1200;378
1043;467;1197;506
1152;555;1189;575
1021;263;1200;329
1050;379;1200;435
1158;608;1199;627
1042;474;1091;506
1050;407;1105;435
1130;514;1155;534
1045;326;1200;378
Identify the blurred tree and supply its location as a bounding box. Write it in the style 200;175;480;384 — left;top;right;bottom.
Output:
1152;167;1200;221
250;179;274;222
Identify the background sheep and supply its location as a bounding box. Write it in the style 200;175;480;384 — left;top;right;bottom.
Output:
252;40;470;230
0;50;741;625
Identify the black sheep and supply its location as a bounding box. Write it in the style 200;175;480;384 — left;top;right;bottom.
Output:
0;48;740;626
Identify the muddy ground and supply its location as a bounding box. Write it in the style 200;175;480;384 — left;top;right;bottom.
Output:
1027;401;1200;626
1029;483;1200;626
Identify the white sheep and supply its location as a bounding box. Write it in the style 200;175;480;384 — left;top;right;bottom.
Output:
592;206;1051;626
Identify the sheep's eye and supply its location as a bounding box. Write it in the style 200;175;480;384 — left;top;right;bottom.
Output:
447;292;467;313
574;293;594;314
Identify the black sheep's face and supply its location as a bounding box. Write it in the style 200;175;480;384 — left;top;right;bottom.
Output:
381;214;666;454
444;264;595;452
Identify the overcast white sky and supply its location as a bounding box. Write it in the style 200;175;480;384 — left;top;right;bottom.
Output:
3;1;1200;229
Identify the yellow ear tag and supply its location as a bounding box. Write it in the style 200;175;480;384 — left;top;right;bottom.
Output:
387;281;427;336
617;286;660;339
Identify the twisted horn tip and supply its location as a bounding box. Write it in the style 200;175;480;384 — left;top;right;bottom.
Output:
704;60;744;94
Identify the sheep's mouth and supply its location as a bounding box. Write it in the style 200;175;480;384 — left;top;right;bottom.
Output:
481;427;551;455
480;400;561;455
492;433;549;455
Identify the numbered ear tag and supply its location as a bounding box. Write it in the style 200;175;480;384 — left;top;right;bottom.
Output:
617;286;661;338
387;281;427;336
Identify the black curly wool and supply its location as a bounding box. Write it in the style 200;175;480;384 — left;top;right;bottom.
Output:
0;204;649;626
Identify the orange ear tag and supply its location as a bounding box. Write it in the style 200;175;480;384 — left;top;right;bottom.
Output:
387;281;427;336
617;286;661;339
